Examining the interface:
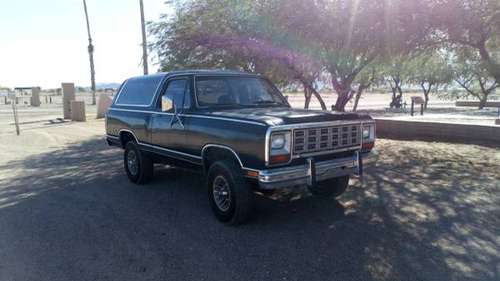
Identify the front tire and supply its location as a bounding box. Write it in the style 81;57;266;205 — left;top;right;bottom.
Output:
207;160;253;225
308;176;350;198
124;141;153;184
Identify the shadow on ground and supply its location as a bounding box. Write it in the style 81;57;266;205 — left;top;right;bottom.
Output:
0;138;498;281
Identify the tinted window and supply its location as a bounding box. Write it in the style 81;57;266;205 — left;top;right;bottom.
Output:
183;82;192;108
196;78;231;106
162;79;190;111
195;76;287;107
115;76;163;106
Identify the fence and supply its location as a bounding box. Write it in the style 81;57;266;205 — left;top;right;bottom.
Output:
0;93;114;106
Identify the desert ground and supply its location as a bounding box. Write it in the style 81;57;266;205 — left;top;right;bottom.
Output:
0;93;499;281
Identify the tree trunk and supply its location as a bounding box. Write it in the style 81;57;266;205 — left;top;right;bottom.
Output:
478;96;487;110
331;79;354;112
478;42;500;84
333;87;352;112
390;87;397;108
298;78;326;110
308;85;327;110
390;86;403;109
353;83;370;112
301;82;326;110
420;82;433;110
352;88;362;112
304;85;312;109
397;85;403;99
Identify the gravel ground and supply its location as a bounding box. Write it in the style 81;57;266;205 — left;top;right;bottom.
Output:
0;119;499;281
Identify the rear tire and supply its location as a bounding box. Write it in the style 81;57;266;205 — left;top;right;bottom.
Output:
207;160;253;225
309;176;350;198
124;141;153;184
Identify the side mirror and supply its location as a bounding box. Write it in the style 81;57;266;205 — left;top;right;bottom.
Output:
161;95;174;112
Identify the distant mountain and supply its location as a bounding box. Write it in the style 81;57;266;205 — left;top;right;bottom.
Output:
96;82;121;89
74;83;121;91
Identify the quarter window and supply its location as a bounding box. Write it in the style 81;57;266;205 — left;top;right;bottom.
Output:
115;76;163;106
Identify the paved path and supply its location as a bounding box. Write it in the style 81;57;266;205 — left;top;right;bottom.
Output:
0;122;499;281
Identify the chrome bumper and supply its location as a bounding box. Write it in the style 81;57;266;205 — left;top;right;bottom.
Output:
257;151;376;190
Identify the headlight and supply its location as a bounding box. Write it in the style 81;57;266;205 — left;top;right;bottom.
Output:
362;127;371;139
268;131;291;165
362;124;375;142
271;134;286;149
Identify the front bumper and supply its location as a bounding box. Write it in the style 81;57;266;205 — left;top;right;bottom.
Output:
257;151;376;190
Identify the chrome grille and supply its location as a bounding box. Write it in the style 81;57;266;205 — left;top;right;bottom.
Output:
293;124;361;155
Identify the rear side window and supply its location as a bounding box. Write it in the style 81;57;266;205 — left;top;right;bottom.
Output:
115;76;163;106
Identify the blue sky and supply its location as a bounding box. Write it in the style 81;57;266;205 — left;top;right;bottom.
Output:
0;0;172;88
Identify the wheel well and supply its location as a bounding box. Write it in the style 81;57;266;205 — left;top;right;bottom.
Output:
202;146;242;173
119;131;136;148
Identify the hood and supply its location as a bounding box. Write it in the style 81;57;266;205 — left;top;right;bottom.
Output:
204;107;371;126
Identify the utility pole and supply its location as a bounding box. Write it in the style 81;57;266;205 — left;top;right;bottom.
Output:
140;0;149;75
83;0;96;105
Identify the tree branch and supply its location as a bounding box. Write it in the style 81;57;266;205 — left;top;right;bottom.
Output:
454;78;479;98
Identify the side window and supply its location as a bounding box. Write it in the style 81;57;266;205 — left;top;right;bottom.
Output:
115;76;162;106
183;81;192;109
196;77;233;106
162;79;187;112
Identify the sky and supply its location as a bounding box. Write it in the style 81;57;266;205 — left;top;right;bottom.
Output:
0;0;172;89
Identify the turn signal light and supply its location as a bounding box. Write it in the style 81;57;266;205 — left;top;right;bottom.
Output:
362;142;375;151
269;154;291;165
246;170;259;178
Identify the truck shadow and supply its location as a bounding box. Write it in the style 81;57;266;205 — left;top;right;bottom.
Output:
0;138;498;281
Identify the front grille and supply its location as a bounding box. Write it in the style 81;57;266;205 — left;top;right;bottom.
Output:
293;124;361;155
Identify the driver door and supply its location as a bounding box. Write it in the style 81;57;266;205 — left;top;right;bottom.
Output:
151;76;191;157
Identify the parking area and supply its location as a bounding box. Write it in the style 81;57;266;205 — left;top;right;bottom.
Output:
0;118;499;281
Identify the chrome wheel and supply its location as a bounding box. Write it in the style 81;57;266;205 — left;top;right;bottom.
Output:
212;175;232;212
127;150;139;176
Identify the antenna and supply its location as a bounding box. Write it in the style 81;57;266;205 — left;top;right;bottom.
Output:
83;0;96;105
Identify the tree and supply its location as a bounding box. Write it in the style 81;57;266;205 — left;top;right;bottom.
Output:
352;66;379;112
149;0;250;71
433;0;500;84
267;0;380;111
150;0;432;112
149;0;327;109
452;49;498;109
381;56;413;109
267;0;433;111
409;52;453;109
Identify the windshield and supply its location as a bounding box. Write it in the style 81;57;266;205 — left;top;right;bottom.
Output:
195;76;288;108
